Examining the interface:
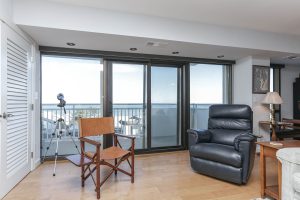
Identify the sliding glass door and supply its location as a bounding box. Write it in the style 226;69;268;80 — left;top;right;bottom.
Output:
112;62;147;149
151;66;181;148
111;62;182;150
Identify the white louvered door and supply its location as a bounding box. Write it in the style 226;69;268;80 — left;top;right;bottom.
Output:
0;23;32;199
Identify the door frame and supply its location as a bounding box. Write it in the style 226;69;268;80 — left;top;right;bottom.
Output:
148;63;183;150
39;47;234;155
105;60;186;153
103;60;149;149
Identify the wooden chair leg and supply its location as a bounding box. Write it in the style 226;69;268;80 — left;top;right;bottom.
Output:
131;140;134;183
96;163;100;199
80;140;85;187
96;147;100;199
131;155;134;183
81;165;85;187
114;135;118;176
114;158;118;175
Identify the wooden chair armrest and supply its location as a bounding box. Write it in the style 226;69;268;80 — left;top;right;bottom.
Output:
79;137;101;147
115;133;136;140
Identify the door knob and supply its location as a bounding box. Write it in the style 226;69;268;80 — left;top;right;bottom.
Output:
0;112;14;119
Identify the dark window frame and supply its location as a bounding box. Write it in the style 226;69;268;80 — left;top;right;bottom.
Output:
40;47;233;156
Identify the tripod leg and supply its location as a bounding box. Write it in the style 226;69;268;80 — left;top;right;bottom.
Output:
42;123;59;163
53;119;63;176
53;133;59;176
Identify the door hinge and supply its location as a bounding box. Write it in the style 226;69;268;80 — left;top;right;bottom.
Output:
31;152;34;158
31;104;34;110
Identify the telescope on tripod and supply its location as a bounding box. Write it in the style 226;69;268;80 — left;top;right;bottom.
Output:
57;93;66;113
42;93;80;176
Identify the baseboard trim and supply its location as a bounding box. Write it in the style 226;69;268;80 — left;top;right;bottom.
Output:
33;158;41;170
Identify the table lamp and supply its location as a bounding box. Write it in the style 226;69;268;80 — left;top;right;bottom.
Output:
262;92;283;124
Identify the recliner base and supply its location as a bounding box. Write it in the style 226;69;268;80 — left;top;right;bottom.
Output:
190;157;244;185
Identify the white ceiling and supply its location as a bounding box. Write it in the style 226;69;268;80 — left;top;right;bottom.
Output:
46;0;300;36
21;25;300;64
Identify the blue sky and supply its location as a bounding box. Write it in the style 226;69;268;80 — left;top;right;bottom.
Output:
190;64;223;104
42;56;102;104
42;56;224;104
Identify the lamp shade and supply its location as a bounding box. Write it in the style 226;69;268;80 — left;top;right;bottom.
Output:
262;92;283;104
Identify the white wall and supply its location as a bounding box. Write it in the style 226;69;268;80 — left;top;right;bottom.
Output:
0;0;31;41
233;56;253;106
281;65;300;119
233;56;270;141
13;0;300;54
0;0;12;23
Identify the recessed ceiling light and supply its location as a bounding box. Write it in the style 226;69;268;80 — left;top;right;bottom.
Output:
217;55;224;58
172;51;179;55
66;42;76;46
130;48;137;51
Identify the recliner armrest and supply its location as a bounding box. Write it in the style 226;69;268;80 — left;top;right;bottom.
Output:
233;134;256;151
187;129;211;146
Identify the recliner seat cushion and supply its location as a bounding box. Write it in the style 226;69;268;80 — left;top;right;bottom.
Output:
190;143;242;168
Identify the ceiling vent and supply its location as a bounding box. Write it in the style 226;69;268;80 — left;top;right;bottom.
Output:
284;55;300;60
146;41;168;48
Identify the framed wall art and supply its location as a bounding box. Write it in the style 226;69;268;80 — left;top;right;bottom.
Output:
252;65;270;94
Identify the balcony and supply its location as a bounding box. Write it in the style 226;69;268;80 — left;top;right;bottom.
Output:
41;103;210;156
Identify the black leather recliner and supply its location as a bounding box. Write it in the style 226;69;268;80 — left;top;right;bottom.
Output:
188;104;256;185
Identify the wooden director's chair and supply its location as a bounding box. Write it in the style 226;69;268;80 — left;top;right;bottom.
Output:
66;117;135;199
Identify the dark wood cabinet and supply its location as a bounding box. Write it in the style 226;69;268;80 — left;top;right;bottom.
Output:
293;74;300;119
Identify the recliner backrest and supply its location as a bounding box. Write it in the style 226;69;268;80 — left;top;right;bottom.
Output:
208;104;253;146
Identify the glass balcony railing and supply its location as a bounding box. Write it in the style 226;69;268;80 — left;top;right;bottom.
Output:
41;103;211;156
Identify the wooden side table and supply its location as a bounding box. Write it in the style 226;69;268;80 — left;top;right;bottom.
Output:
257;140;300;200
